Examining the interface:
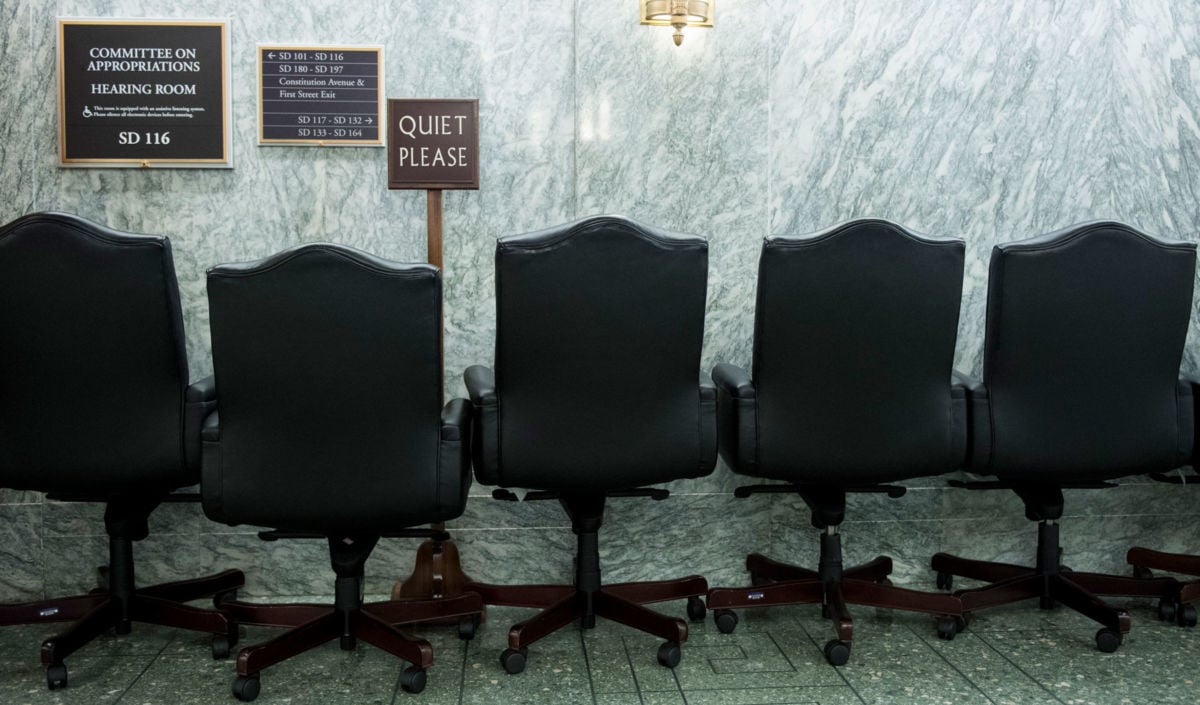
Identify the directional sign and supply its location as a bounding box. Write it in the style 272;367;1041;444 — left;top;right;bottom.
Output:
258;45;383;146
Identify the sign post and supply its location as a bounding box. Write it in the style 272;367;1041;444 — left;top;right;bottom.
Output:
387;98;479;600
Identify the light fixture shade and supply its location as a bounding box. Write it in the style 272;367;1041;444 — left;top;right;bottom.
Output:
641;0;713;26
641;0;713;45
683;1;711;22
644;0;674;20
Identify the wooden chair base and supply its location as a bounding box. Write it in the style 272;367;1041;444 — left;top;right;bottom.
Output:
221;591;484;678
0;568;244;690
1127;546;1200;625
707;552;963;664
467;575;706;673
930;547;1160;650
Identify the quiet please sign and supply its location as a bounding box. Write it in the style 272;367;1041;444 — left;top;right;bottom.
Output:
387;99;478;190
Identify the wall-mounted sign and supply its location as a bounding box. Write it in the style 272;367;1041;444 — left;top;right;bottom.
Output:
387;99;479;190
258;45;384;146
57;18;231;168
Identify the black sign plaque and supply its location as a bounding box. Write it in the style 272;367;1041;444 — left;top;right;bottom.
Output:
57;19;231;167
258;45;384;146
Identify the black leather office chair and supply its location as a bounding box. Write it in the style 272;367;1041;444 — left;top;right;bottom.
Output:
202;243;483;701
463;215;716;674
704;219;967;666
931;221;1195;652
0;212;243;690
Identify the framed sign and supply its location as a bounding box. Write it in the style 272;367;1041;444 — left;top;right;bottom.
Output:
387;99;479;190
258;45;384;146
57;18;231;167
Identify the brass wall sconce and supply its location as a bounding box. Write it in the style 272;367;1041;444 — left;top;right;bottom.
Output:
641;0;713;46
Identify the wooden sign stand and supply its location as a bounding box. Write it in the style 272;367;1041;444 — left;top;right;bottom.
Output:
391;189;473;601
386;98;479;603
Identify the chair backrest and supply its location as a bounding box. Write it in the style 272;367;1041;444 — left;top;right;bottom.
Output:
981;222;1196;480
493;215;710;491
205;244;447;532
752;219;966;484
0;212;190;495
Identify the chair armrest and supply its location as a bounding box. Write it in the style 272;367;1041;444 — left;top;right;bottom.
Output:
441;397;470;441
955;371;990;471
463;366;500;485
437;397;473;519
1178;377;1195;467
185;375;217;472
713;363;755;399
699;370;716;401
200;409;223;523
698;371;718;474
201;410;220;441
464;365;496;406
948;371;975;468
711;363;757;474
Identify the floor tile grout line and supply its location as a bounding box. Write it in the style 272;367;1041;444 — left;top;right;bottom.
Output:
905;622;1001;705
617;632;646;705
971;627;1072;705
456;629;470;705
579;629;601;705
669;652;690;705
112;630;179;704
793;611;868;705
388;653;405;705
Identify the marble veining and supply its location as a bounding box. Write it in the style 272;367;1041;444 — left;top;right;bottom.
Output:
1;0;1199;601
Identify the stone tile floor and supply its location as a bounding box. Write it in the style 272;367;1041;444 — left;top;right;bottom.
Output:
0;595;1195;705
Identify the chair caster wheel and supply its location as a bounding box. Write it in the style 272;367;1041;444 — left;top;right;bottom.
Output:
232;674;261;701
714;609;738;634
400;666;427;694
458;615;480;640
1095;628;1121;653
46;663;68;690
1132;565;1153;579
340;634;356;651
500;648;527;674
1177;604;1197;628
1157;598;1177;622
657;641;681;668
936;617;961;641
687;596;706;622
211;634;233;659
936;571;953;591
213;588;238;608
823;640;850;666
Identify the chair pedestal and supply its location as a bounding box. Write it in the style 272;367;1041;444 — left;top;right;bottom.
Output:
0;529;243;691
707;528;963;665
220;536;484;701
465;494;706;674
931;519;1171;651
